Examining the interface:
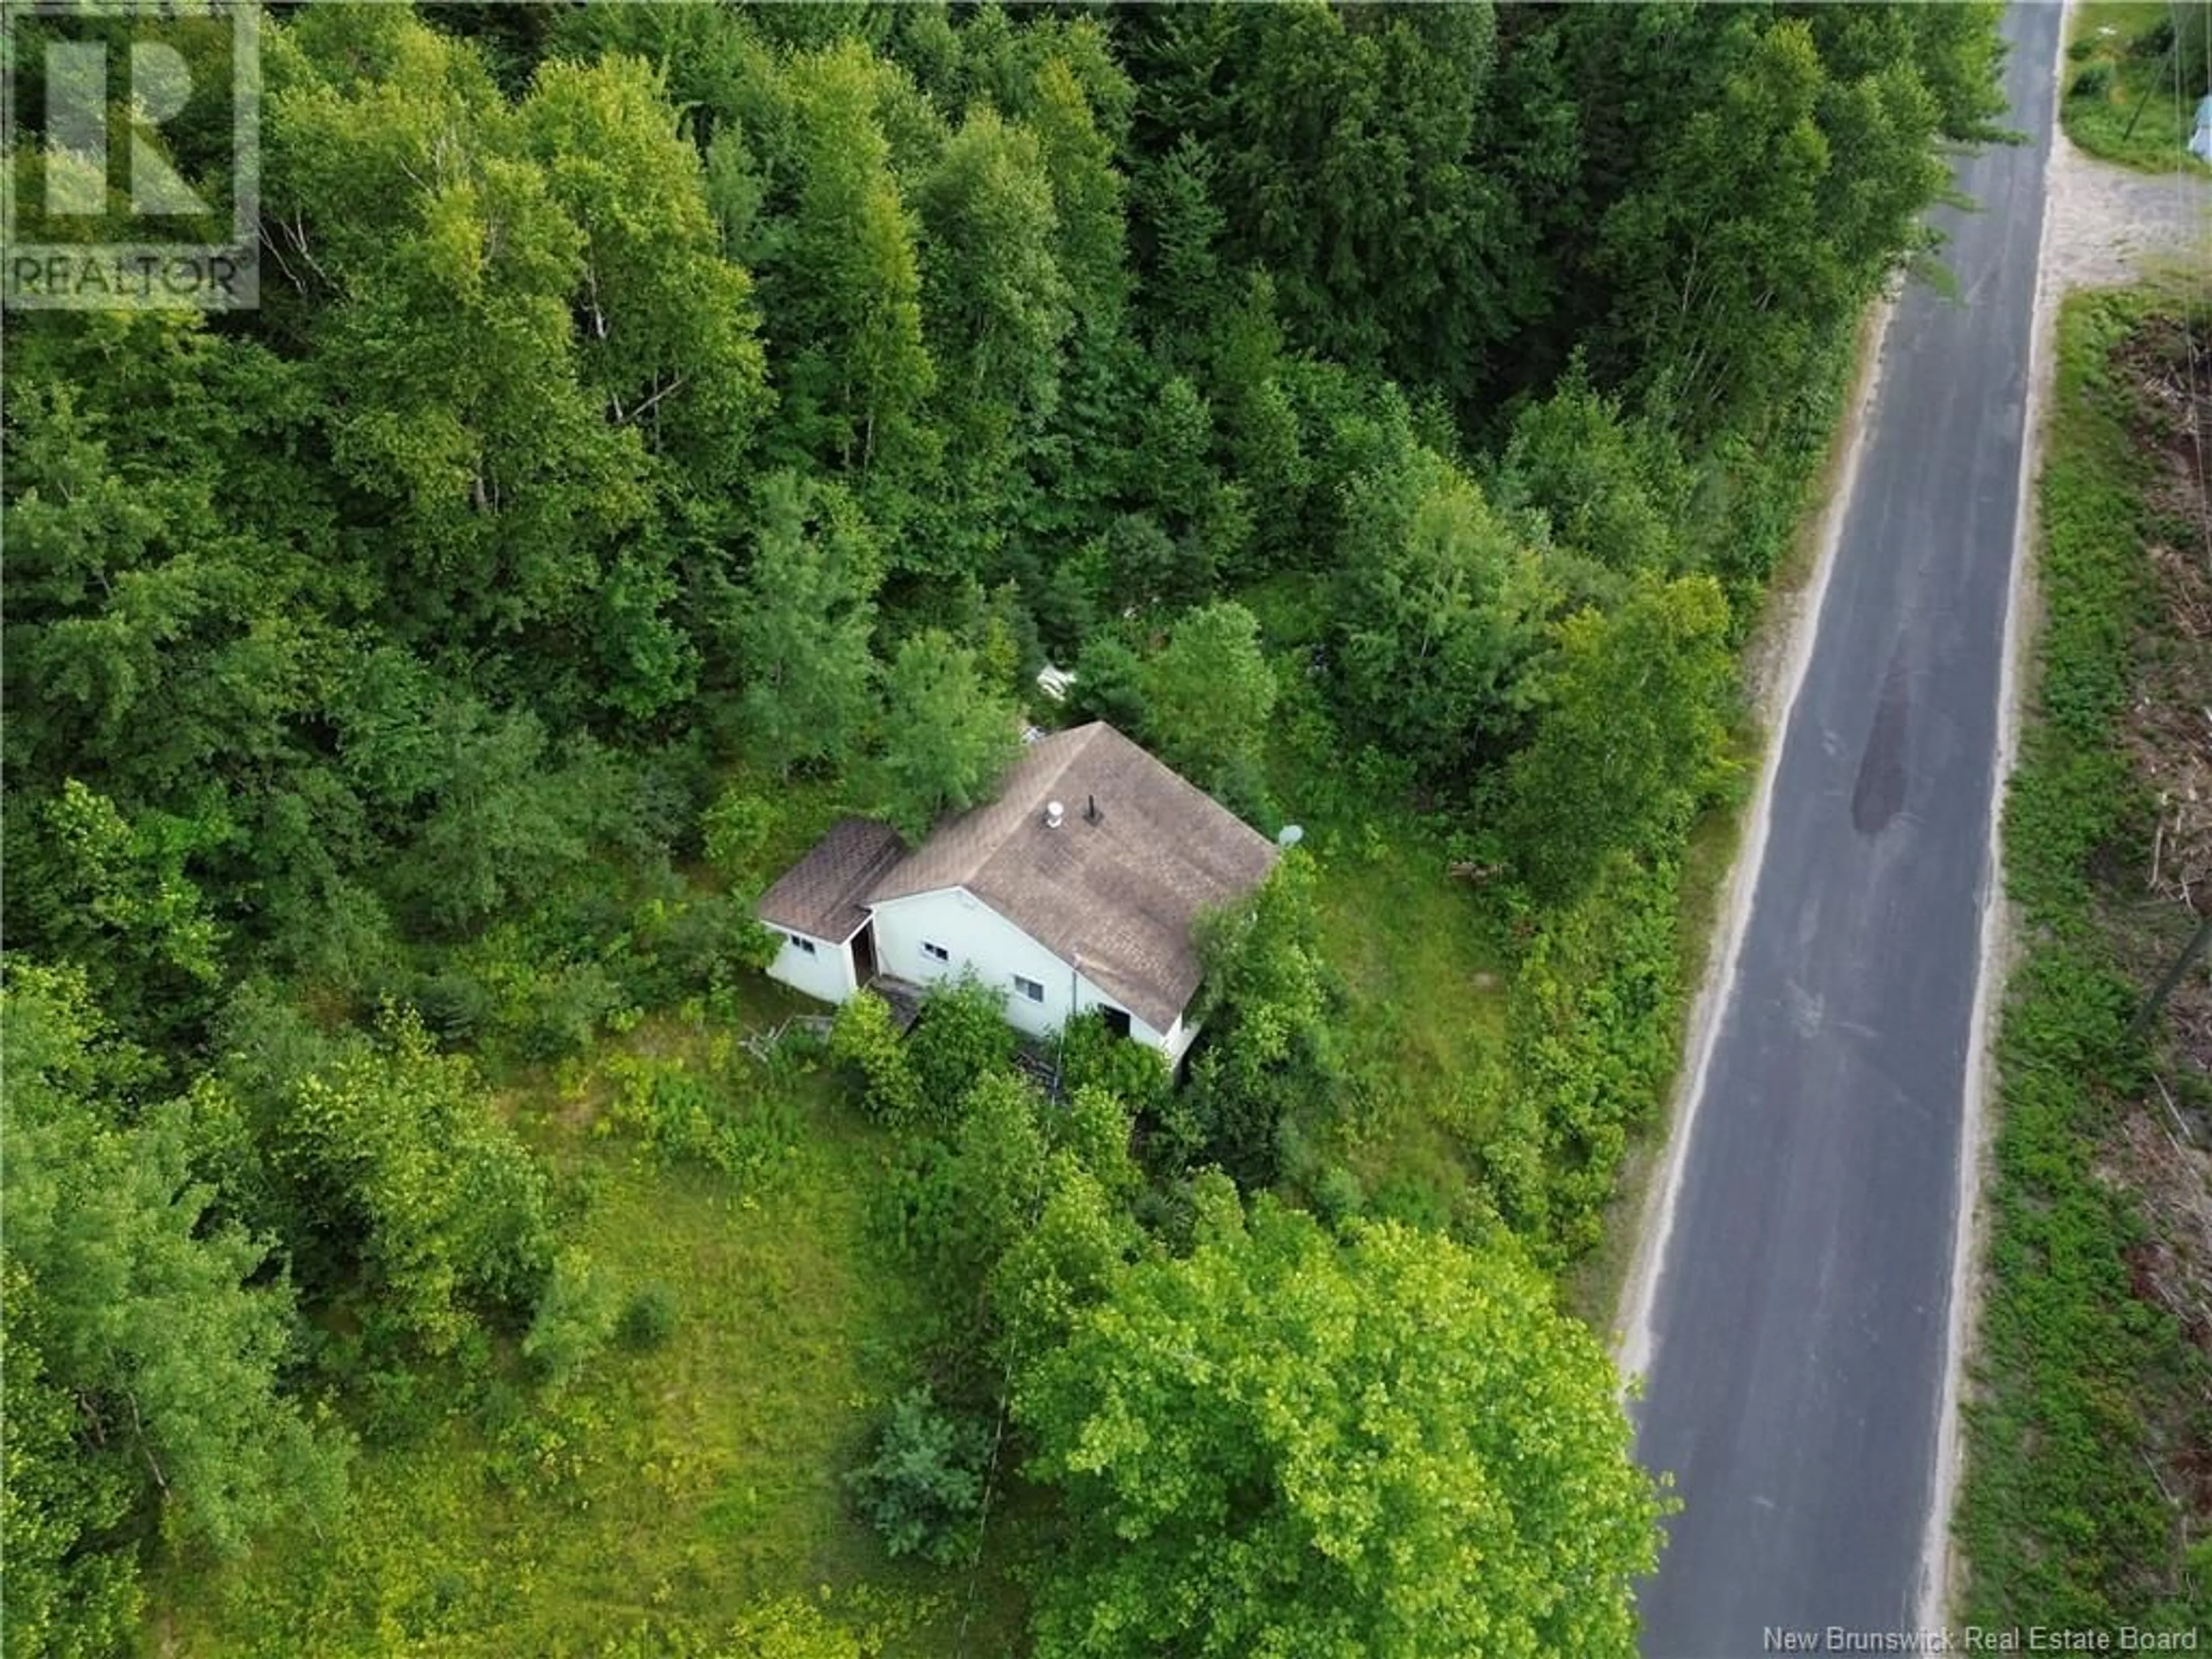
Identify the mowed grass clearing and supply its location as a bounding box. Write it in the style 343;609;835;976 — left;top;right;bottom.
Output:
1307;820;1513;1228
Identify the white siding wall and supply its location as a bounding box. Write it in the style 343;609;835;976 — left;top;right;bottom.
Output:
869;887;1176;1053
764;928;857;1005
1161;1012;1192;1062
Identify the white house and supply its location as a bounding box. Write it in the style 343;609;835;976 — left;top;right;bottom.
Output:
755;723;1279;1060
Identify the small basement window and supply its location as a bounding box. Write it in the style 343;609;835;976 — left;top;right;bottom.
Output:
922;941;951;964
788;934;816;956
1012;973;1046;1003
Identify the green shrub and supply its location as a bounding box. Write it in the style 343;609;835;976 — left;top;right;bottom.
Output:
617;1282;678;1353
1309;1163;1367;1229
517;961;632;1060
2069;60;2113;100
1052;1083;1143;1202
1185;852;1346;1188
702;787;777;886
828;991;922;1125
1487;851;1683;1268
241;1007;555;1359
523;1247;615;1391
845;1387;991;1567
597;1048;800;1182
906;976;1016;1124
410;971;492;1045
1055;1011;1169;1118
615;892;772;1009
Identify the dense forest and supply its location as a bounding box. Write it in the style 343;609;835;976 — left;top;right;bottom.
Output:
2;4;2009;1654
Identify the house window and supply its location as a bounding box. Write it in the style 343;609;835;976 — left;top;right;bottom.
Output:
1012;974;1046;1003
787;933;816;956
922;941;951;964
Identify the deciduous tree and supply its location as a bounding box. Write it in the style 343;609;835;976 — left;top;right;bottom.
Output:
1014;1186;1663;1658
1502;573;1737;902
774;41;937;472
872;631;1018;842
728;473;883;774
1138;601;1277;801
219;1006;555;1358
1;967;347;1580
1335;448;1557;776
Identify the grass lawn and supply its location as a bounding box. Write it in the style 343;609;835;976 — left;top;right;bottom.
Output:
2062;1;2211;173
149;1001;1027;1658
1308;815;1512;1228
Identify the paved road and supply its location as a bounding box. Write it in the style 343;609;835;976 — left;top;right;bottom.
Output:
1631;8;2059;1654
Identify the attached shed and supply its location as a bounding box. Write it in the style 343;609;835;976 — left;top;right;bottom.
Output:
756;818;907;1005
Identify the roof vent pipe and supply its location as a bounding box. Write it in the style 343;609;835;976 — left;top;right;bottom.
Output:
1086;794;1100;824
1044;800;1065;830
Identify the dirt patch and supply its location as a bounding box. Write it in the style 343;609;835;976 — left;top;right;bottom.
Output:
2097;1102;2212;1559
2043;130;2212;301
2103;1104;2212;1350
2113;317;2212;1080
2108;308;2212;1352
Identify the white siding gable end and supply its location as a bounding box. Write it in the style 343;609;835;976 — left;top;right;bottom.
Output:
868;885;1179;1053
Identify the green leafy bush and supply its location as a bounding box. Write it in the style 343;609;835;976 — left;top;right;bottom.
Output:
2069;60;2114;99
523;1247;615;1391
616;1282;678;1353
1487;851;1684;1267
845;1387;991;1566
1185;852;1346;1188
596;1047;800;1183
905;975;1015;1125
239;1007;555;1359
1502;573;1737;904
884;1071;1051;1344
518;960;634;1060
828;991;922;1126
1056;1011;1169;1119
703;787;777;885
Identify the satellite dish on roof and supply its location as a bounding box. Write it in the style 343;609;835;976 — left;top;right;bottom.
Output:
1277;824;1304;849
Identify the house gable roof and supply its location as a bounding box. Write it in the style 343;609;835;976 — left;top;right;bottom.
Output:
756;817;908;944
866;723;1279;1031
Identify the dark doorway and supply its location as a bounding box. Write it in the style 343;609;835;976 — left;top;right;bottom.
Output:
1101;1004;1132;1040
850;923;877;987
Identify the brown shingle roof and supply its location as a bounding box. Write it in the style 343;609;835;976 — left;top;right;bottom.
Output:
866;724;1278;1032
756;818;907;944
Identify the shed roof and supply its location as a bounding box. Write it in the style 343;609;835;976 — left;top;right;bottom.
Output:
756;817;907;944
866;724;1279;1032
